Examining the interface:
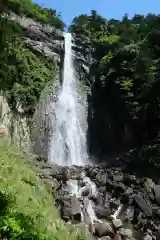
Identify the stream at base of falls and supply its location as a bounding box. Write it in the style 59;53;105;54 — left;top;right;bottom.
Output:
42;163;157;240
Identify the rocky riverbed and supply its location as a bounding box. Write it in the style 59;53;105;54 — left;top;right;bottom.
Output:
37;161;160;240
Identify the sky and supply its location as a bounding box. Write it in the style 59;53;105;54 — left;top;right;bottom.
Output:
33;0;160;27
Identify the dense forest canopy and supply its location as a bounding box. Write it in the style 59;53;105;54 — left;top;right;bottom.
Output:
70;11;160;158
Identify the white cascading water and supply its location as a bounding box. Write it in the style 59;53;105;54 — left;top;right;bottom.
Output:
49;32;87;166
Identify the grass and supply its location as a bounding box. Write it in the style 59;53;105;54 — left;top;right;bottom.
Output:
0;139;84;240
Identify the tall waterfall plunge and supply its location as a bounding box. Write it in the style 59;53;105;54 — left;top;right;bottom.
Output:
49;33;88;166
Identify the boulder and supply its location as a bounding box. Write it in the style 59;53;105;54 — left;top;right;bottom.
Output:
155;231;160;239
62;168;71;182
123;206;135;221
119;228;133;238
109;199;120;211
112;219;123;230
144;178;155;192
99;186;107;193
134;195;152;217
94;222;114;238
104;192;111;207
71;195;81;222
121;188;134;205
61;199;72;221
113;234;122;240
106;179;115;193
113;183;126;198
123;174;137;186
144;178;155;200
152;207;160;219
125;187;134;195
96;172;107;186
112;174;123;182
143;233;152;240
95;205;111;219
154;185;160;205
92;192;103;205
88;167;98;179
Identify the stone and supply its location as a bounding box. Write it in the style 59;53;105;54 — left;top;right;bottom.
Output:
112;219;123;229
92;192;103;206
155;231;160;239
113;234;122;240
113;174;123;182
123;174;137;186
136;213;147;228
144;178;155;200
124;206;135;221
121;189;134;205
119;228;133;238
95;205;111;219
60;199;72;220
71;195;81;222
125;187;134;195
106;179;115;193
104;192;111;207
81;186;90;197
113;183;126;197
154;185;160;205
153;207;160;219
99;186;107;193
96;173;107;186
88;167;98;179
94;222;115;238
62;168;71;182
121;193;131;204
134;195;152;217
110;198;120;210
144;178;155;191
143;233;152;240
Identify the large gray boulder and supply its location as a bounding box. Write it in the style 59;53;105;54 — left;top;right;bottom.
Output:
154;185;160;205
94;222;114;238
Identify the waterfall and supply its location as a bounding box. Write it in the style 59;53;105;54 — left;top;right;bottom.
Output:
49;33;87;166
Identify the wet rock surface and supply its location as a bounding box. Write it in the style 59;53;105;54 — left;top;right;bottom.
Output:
8;12;64;62
38;162;160;240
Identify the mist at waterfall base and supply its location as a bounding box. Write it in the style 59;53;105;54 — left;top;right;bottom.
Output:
49;33;88;166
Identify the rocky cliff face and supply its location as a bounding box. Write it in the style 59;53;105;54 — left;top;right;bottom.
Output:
0;13;65;154
0;95;31;151
8;12;64;62
31;74;61;159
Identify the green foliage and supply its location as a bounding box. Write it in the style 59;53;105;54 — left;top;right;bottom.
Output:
0;139;83;240
7;0;65;30
99;34;120;44
101;51;113;65
0;16;54;114
71;11;160;154
120;79;133;93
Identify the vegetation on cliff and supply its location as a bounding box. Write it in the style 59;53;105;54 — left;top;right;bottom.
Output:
70;11;160;158
0;139;84;240
0;0;63;115
3;0;65;29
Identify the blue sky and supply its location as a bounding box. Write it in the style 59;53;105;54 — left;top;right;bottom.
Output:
33;0;160;27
